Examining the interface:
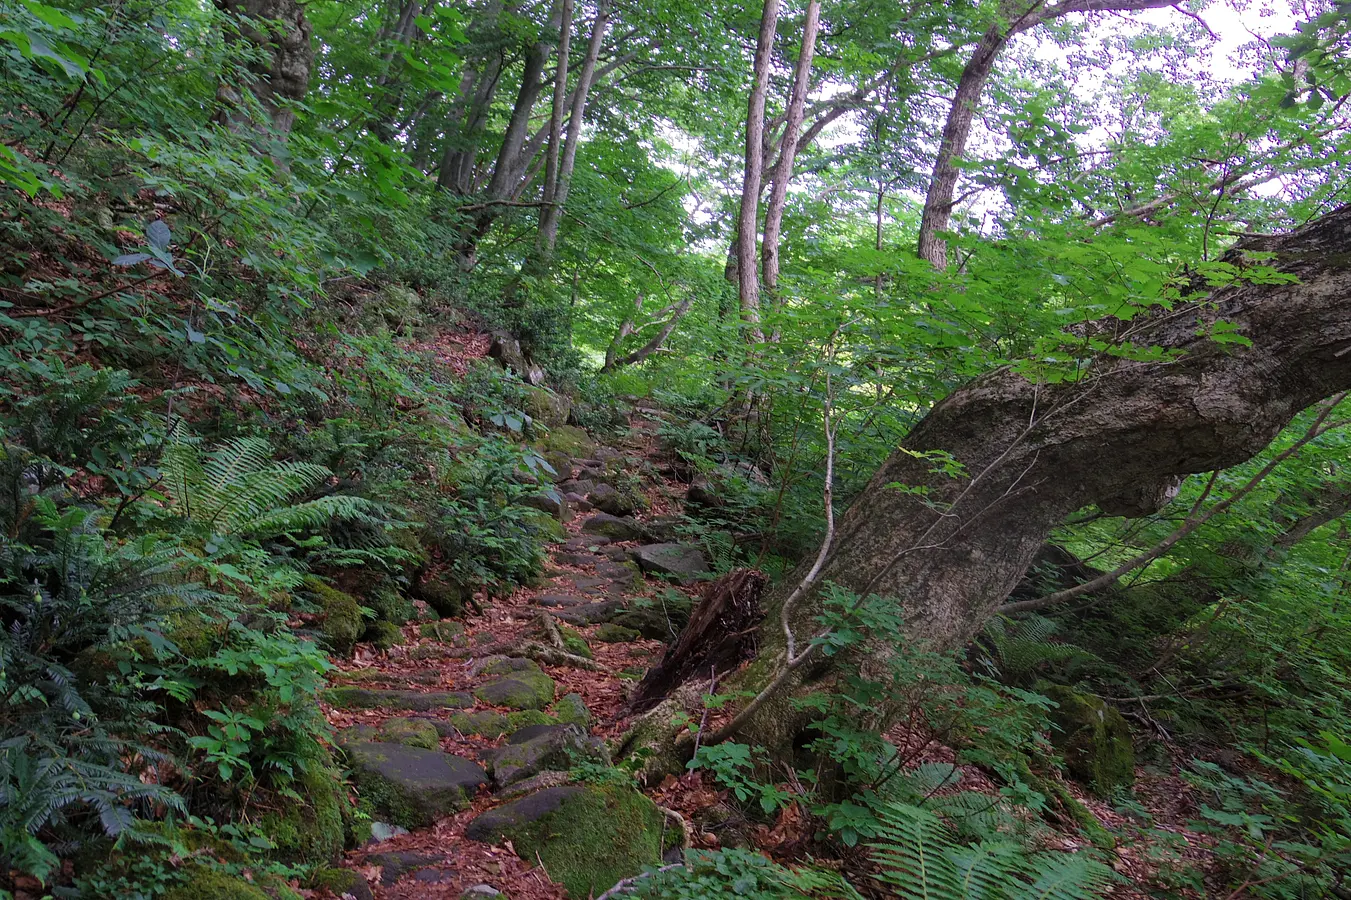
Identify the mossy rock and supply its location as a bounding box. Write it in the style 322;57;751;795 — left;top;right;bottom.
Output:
362;578;416;626
309;868;374;900
551;693;591;729
165;611;229;659
379;717;440;750
419;578;469;618
365;621;404;650
1038;682;1135;797
542;425;596;458
259;739;346;866
346;742;488;829
420;620;466;642
445;709;555;738
447;710;511;737
558;625;593;660
323;687;474;711
525;386;572;428
610;608;676;641
164;867;271;900
593;623;641;644
579;513;644;542
332;667;389;684
474;662;556;710
303;577;364;657
521;507;568;542
464;784;667;899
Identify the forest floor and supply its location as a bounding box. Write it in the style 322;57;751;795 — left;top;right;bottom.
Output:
313;398;1217;900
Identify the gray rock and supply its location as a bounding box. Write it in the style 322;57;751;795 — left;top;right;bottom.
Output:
686;475;723;509
466;786;584;842
524;385;571;428
552;599;623;626
563;535;610;551
551;552;598;567
347;743;488;828
536;593;589;608
611;607;678;641
495;769;571;801
558;478;596;496
566;492;592;511
552;692;591;727
366;850;440;885
490;723;609;788
519;491;569;521
460;885;503;899
473;664;557;710
323;688;474;711
489;331;545;385
580;513;645;542
367;821;409;843
630;543;709;583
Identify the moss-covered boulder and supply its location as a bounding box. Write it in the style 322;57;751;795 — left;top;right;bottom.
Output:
593;623;641;644
303;577;364;657
579;513;644;542
420;620;466;642
365;620;404;650
1038;682;1135;796
525;386;572;428
490;723;609;788
551;693;590;728
164;867;271;900
346;742;488;828
446;709;554;738
465;784;668;898
474;659;556;710
379;717;440;750
260;757;346;865
418;577;469;618
309;868;374;900
323;687;473;711
542;425;595;459
558;625;593;660
610;608;676;641
522;507;568;542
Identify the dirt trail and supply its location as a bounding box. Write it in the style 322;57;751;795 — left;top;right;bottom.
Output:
320;412;702;900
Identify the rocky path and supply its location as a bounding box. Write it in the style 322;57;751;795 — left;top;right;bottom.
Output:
318;413;710;900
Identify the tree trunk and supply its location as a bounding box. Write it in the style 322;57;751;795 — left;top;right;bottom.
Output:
536;0;611;259
760;0;820;305
626;203;1351;768
734;0;781;344
214;0;313;138
915;0;1181;268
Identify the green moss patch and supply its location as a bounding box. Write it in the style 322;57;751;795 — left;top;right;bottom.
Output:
464;784;667;898
558;625;593;660
164;867;270;900
474;665;556;711
1038;682;1135;797
346;742;488;829
593;623;641;643
303;577;364;657
365;620;404;650
379;717;440;750
551;693;591;728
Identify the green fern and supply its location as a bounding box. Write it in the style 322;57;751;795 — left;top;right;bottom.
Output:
978;615;1109;686
867;802;1117;899
160;437;375;539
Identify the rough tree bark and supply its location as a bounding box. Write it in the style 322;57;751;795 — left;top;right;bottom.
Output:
214;0;313;137
624;203;1351;770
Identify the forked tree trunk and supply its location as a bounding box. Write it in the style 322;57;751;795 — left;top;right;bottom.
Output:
623;204;1351;770
734;0;782;344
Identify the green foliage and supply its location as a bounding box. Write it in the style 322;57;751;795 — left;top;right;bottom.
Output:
621;848;860;899
867;802;1118;899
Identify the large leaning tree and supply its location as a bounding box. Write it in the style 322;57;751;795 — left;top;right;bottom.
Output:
621;201;1351;771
